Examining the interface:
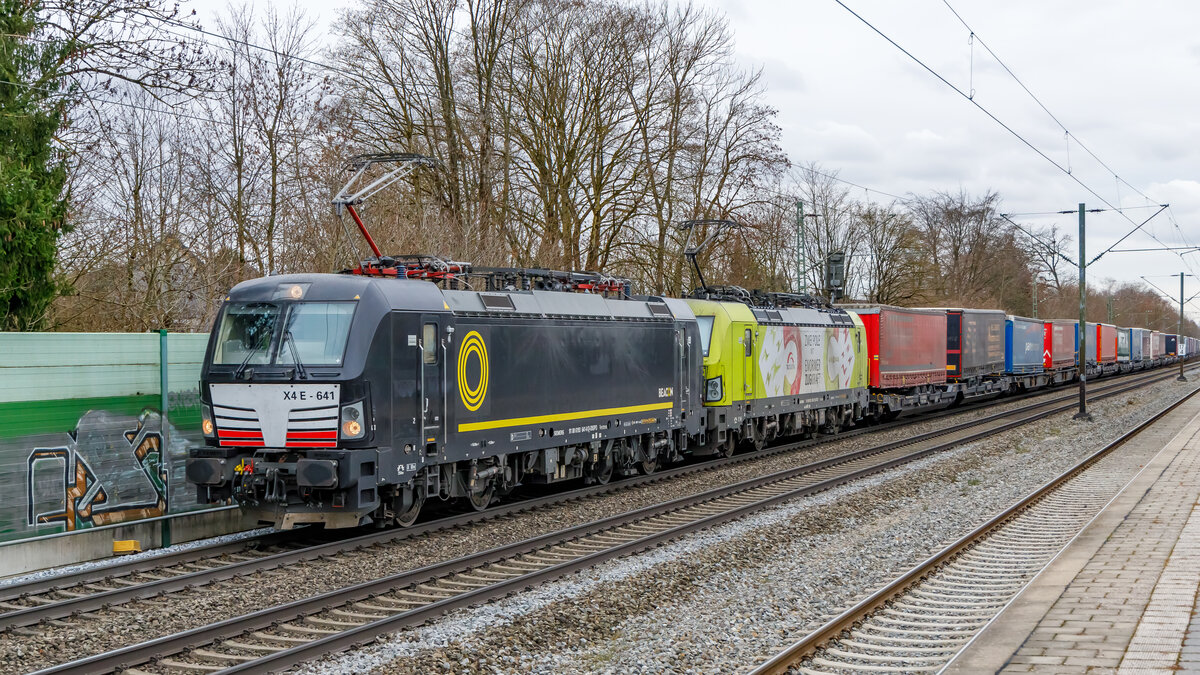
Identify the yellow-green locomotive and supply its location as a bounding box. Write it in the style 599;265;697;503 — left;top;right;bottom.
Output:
685;297;870;457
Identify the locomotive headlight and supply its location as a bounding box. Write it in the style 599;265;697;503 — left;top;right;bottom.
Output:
705;376;723;403
201;404;215;437
272;282;310;300
340;401;365;439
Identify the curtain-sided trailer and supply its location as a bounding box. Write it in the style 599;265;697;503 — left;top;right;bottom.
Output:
1005;316;1044;375
1003;315;1075;389
1151;331;1166;362
917;308;1007;381
1117;327;1133;372
1095;323;1119;375
1043;319;1076;370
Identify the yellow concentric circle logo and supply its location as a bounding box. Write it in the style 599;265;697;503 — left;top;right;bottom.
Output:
457;331;489;411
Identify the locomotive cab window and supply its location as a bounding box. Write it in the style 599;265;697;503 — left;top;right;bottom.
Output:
214;301;355;367
696;315;715;356
744;328;753;357
277;302;356;366
422;323;438;364
213;302;280;365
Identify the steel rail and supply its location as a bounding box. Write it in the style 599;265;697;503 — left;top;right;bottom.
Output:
32;366;1185;675
749;371;1200;675
0;366;1176;632
2;363;1163;609
0;530;299;603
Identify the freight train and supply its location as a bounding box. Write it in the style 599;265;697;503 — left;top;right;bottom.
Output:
184;257;1196;530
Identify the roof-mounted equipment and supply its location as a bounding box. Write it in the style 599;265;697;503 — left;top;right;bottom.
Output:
465;267;632;298
678;219;747;299
332;153;439;260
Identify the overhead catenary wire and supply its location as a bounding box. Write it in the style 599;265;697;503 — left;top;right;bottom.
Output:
0;77;314;141
834;0;1190;271
1139;276;1199;320
149;4;920;213
1088;205;1169;265
1002;204;1167;217
936;0;1198;274
997;213;1077;268
832;0;1117;212
938;0;1162;210
131;10;359;80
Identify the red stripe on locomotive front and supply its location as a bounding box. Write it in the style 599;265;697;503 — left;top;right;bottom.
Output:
218;429;263;439
286;430;338;439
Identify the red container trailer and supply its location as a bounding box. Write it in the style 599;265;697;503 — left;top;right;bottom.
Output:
1097;323;1117;364
853;306;947;389
1151;331;1165;359
1043;319;1075;369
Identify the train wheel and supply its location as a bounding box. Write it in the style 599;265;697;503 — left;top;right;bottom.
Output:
468;484;495;512
586;456;614;485
396;486;424;528
639;455;658;475
719;436;736;458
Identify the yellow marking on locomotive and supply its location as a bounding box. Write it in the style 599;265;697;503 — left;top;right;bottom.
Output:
458;402;674;433
457;331;489;411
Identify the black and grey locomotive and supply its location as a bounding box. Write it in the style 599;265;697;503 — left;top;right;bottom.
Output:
186;266;705;529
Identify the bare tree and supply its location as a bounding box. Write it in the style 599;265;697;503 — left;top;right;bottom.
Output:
1019;224;1073;293
858;202;922;304
908;189;1021;307
794;163;860;296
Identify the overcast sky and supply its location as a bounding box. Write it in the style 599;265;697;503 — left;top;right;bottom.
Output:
704;0;1200;321
192;0;1200;321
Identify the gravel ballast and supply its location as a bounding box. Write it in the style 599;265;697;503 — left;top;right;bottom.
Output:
297;376;1199;675
0;371;1188;673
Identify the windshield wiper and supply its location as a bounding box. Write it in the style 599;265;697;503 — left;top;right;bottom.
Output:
234;335;269;380
283;330;308;380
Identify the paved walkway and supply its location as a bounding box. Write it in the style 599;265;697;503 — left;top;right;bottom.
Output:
944;390;1200;674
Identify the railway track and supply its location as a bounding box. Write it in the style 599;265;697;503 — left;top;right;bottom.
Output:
0;366;1172;634
750;372;1200;675
32;367;1188;675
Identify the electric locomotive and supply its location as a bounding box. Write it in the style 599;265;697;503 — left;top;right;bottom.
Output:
186;263;705;529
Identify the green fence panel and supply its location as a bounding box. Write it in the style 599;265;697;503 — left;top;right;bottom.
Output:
0;331;216;543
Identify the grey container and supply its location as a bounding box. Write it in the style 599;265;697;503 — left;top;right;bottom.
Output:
952;308;1007;378
1117;327;1132;362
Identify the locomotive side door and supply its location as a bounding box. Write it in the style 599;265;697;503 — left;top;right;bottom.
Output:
676;327;687;413
419;315;443;454
742;326;754;396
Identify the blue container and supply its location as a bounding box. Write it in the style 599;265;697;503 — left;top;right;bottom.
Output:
1005;315;1045;374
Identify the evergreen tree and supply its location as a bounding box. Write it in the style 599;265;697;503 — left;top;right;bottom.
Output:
0;0;68;330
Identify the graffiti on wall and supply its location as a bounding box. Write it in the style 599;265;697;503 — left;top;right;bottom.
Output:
26;411;169;531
